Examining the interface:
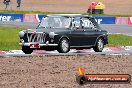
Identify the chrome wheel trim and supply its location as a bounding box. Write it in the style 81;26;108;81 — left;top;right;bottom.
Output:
61;40;69;52
98;39;103;51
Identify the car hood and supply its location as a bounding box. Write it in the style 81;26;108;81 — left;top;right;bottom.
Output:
23;28;69;34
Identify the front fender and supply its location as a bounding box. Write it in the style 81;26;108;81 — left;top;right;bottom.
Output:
54;35;70;44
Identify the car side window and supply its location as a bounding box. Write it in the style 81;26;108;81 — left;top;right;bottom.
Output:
73;17;81;29
82;17;95;29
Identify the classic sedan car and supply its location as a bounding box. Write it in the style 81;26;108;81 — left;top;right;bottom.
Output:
19;14;108;54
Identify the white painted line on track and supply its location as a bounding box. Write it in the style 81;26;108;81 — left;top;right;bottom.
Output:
0;46;132;57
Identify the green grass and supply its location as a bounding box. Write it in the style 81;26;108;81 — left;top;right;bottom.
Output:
0;26;132;50
0;10;132;17
108;34;132;46
0;10;80;14
0;26;23;50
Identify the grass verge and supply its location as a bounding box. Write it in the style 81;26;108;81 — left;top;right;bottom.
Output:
0;26;23;50
0;26;132;50
108;34;132;46
0;10;132;17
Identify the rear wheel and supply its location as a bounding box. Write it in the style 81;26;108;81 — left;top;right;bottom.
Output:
22;46;33;54
57;38;70;53
93;38;104;52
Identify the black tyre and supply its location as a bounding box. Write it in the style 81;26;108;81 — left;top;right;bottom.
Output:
76;75;87;85
22;46;33;54
57;38;70;53
93;38;104;52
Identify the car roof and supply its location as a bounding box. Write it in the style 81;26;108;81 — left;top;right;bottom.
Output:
47;14;91;18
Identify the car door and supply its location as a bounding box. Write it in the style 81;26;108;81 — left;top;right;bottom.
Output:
70;17;86;46
71;28;86;46
81;17;99;46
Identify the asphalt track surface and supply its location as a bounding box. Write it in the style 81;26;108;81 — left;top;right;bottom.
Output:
0;51;132;57
0;21;132;56
0;47;132;57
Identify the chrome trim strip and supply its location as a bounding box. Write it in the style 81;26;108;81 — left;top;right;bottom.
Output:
27;32;44;33
70;45;94;48
19;43;58;46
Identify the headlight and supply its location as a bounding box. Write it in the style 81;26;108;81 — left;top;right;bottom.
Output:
19;31;25;37
49;32;58;38
20;39;24;43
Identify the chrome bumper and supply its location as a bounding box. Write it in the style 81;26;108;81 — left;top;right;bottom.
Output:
19;43;58;46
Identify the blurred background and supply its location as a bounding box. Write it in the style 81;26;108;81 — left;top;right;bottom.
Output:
0;0;132;15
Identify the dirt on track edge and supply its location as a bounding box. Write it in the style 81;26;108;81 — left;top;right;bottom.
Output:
0;55;132;88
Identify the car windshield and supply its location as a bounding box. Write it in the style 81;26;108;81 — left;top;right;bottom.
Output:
38;16;71;28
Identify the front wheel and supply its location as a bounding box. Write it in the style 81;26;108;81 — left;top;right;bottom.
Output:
22;46;33;54
57;38;70;53
93;38;104;52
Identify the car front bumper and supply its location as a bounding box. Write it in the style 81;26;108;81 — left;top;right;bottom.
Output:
19;43;58;47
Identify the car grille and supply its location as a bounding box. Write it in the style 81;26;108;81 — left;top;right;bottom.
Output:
26;32;46;43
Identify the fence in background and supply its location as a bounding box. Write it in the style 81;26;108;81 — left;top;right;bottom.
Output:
0;13;132;24
0;13;45;23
